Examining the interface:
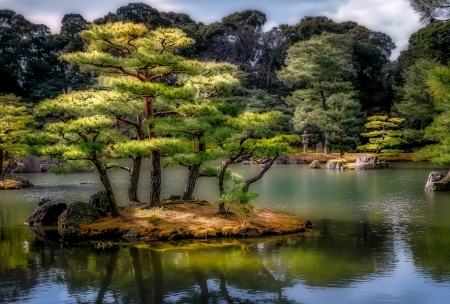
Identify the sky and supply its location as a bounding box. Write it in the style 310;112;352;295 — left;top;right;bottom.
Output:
0;0;423;59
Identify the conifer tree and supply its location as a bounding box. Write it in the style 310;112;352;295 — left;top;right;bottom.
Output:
318;93;365;158
61;22;240;207
36;92;124;217
357;116;405;156
277;33;356;153
0;94;34;180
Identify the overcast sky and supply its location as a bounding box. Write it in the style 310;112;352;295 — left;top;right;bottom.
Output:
0;0;423;59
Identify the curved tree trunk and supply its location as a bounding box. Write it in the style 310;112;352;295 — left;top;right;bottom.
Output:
148;150;161;208
217;160;233;214
92;154;120;217
127;156;142;202
181;163;201;200
0;149;5;181
242;154;278;193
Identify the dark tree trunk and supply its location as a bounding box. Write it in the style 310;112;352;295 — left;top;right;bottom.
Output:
128;156;142;202
181;141;205;201
92;154;120;217
242;154;278;193
0;150;4;181
95;250;119;304
217;160;233;214
150;250;164;304
181;163;201;200
148;150;161;208
130;247;147;303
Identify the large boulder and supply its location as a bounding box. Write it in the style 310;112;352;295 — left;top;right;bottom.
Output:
38;196;52;206
326;160;347;170
58;202;101;229
274;155;290;164
41;159;59;172
309;160;321;169
14;176;33;187
24;203;67;226
425;171;450;191
354;156;388;170
289;158;305;164
89;190;110;212
241;160;251;165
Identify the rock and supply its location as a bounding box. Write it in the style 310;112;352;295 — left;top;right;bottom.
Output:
316;142;324;153
356;156;377;164
354;162;375;170
289;158;304;164
309;160;321;169
89;190;110;212
11;163;28;174
58;202;101;229
241;160;251;165
41;159;59;172
425;171;450;191
23;155;41;173
14;176;33;187
354;156;388;170
38;196;52;206
326;160;347;170
274;155;289;164
24;203;67;226
60;226;83;242
123;227;142;239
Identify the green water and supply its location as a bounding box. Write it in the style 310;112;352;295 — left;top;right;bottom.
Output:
1;162;450;303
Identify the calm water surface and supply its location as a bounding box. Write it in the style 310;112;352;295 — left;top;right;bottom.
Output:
1;161;450;303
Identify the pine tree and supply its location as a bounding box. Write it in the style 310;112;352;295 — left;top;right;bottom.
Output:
357;116;405;156
0;94;34;180
277;33;356;153
61;22;240;207
318;93;365;158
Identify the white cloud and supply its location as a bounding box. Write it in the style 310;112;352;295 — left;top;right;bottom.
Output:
323;0;422;59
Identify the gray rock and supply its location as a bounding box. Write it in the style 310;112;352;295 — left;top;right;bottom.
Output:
316;142;324;153
58;202;101;229
38;196;52;206
309;160;321;169
356;156;378;164
14;176;33;187
11;163;27;173
355;162;376;170
41;159;59;172
241;160;251;165
289;158;304;164
89;190;110;212
274;155;290;164
425;171;450;191
23;155;41;173
24;203;67;226
123;227;142;239
326;160;347;170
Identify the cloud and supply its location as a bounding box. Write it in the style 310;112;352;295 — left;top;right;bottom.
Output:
0;0;423;58
323;0;422;59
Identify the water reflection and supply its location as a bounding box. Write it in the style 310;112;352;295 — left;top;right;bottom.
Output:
2;162;450;302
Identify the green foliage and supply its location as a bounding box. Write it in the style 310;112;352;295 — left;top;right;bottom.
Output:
318;93;366;156
358;116;405;155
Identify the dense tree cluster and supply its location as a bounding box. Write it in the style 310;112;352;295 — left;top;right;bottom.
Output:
2;1;450;208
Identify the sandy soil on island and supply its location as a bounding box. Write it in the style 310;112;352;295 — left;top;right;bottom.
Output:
77;201;312;241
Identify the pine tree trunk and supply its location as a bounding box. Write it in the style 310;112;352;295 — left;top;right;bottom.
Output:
127;156;142;202
217;160;232;214
243;154;278;193
325;132;331;154
181;163;201;200
92;154;120;217
0;150;4;181
148;150;161;208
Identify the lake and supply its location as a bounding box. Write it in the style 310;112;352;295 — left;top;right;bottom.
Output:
1;161;450;303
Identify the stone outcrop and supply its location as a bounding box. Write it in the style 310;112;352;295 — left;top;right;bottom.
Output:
38;196;52;206
274;155;290;164
425;171;450;191
354;156;388;170
7;155;59;173
0;176;34;189
240;160;251;165
309;160;321;169
14;176;33;187
289;158;305;164
326;160;347;170
58;202;101;229
24;202;67;226
89;190;110;212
